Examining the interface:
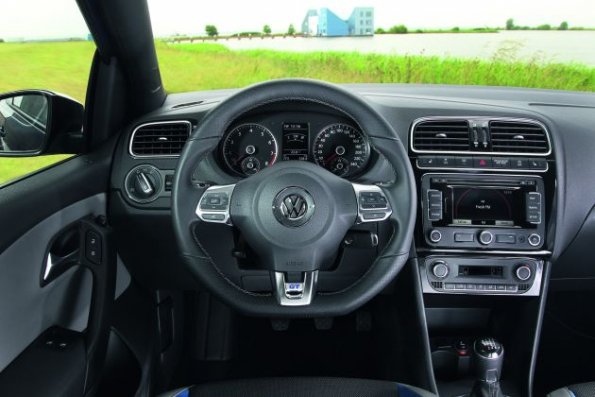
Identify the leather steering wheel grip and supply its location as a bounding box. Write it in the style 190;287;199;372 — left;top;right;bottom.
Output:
172;78;417;317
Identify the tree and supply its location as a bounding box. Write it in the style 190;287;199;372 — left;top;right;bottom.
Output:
263;24;272;35
287;24;296;35
536;24;551;30
559;21;569;30
506;18;515;30
375;27;385;34
388;24;408;34
205;25;218;37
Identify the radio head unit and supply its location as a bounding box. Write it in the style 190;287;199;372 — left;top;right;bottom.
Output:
421;174;545;250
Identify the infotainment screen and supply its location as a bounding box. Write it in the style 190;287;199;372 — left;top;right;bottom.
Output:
450;186;523;227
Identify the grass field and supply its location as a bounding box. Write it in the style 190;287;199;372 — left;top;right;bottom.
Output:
0;41;594;184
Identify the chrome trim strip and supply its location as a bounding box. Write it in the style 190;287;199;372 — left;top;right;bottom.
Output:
419;258;544;297
410;116;552;157
416;248;551;256
128;120;192;158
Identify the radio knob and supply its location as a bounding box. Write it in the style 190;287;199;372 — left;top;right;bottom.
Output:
479;230;494;245
432;261;449;279
528;234;541;247
429;229;442;243
515;265;532;281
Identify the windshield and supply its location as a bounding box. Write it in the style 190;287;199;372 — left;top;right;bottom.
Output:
148;0;595;92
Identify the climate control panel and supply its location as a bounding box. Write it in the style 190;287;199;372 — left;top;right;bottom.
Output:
421;256;543;296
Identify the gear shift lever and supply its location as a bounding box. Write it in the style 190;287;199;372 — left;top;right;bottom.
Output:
470;337;505;397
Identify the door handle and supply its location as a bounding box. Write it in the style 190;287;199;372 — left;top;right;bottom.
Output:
41;224;81;287
42;249;80;284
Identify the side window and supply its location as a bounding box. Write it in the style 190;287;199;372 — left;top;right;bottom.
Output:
0;6;93;186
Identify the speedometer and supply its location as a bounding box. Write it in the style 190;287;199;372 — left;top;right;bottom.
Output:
222;123;278;176
312;123;370;177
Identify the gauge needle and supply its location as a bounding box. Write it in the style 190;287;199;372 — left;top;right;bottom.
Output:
324;152;338;165
232;154;247;165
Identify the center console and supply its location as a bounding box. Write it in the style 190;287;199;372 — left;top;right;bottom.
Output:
411;116;554;298
411;116;555;396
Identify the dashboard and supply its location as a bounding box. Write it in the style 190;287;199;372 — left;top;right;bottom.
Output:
108;83;595;296
217;111;371;178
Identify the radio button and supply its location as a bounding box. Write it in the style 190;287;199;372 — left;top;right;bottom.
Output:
496;234;516;244
429;229;442;243
455;233;474;242
496;285;506;291
479;230;494;245
528;234;542;247
444;283;455;290
427;190;443;221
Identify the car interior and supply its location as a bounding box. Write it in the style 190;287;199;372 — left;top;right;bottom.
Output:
0;0;594;396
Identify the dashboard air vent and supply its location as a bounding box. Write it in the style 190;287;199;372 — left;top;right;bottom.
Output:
412;120;470;152
489;121;549;154
130;121;191;157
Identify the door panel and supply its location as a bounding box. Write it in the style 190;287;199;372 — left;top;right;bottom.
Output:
0;140;118;396
0;194;104;372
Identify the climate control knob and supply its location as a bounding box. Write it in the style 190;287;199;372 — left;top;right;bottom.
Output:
432;261;449;279
479;231;494;245
515;265;532;281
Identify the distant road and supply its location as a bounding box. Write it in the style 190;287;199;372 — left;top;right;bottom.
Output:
209;31;595;66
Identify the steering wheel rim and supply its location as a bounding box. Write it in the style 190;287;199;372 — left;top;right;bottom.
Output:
172;79;417;317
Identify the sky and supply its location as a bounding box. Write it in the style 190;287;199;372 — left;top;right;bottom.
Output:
0;0;594;39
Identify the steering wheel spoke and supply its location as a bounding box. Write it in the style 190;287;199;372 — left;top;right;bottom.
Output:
272;270;319;306
195;184;236;225
352;183;393;224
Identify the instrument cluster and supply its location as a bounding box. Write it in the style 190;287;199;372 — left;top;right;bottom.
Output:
219;113;372;178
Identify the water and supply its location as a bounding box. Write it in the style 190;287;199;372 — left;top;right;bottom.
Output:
216;31;595;66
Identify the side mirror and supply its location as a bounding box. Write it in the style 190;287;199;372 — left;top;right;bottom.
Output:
0;90;84;157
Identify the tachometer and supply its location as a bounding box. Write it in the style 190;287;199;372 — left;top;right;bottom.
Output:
312;123;370;177
222;123;278;176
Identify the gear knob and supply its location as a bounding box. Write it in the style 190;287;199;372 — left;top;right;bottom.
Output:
473;337;504;382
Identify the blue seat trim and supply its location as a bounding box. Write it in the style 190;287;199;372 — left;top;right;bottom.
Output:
174;388;190;397
397;384;422;397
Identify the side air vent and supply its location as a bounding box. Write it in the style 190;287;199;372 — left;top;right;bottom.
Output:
489;120;550;154
412;120;470;152
130;121;192;157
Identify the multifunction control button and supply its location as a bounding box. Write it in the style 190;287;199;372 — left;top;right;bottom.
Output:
427;189;443;221
417;156;548;171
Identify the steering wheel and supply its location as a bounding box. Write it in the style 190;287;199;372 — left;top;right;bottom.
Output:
172;79;416;317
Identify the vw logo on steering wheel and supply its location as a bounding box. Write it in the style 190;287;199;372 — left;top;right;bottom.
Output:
273;187;315;227
281;194;308;220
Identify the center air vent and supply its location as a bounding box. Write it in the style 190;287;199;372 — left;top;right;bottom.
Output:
489;120;550;154
130;121;192;157
412;119;471;152
411;117;551;155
